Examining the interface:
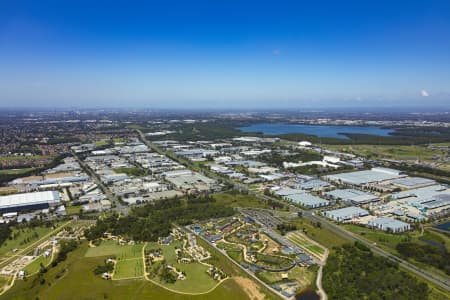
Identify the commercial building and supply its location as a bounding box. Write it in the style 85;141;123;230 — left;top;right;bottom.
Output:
0;191;61;213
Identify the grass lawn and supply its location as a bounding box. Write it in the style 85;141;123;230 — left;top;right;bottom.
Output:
213;193;270;209
2;242;253;300
146;241;218;293
287;231;326;258
114;258;144;279
23;255;52;275
342;224;418;251
257;265;316;290
0;155;53;161
0;275;12;294
65;205;82;215
0;168;34;175
0;226;57;257
227;250;244;263
85;240;143;260
286;218;348;248
324;144;446;161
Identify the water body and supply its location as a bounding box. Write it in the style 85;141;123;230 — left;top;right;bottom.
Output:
296;289;320;300
239;123;394;139
434;221;450;232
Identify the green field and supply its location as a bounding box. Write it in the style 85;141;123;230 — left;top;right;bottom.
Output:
257;265;317;289
0;168;34;175
286;218;348;248
0;155;52;161
342;224;418;251
287;231;326;258
0;226;57;257
65;205;82;215
113;167;146;177
114;258;144;279
23;255;52;275
0;275;12;294
324;144;450;171
146;241;218;293
1;242;253;300
213;193;270;209
85;240;143;260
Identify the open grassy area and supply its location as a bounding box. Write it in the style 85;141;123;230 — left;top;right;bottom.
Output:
23;255;52;275
113;166;146;177
324;144;446;161
146;241;218;293
85;240;143;260
213;193;270;209
0;275;12;294
342;224;450;279
285;218;348;248
65;205;82;215
256;265;317;289
286;231;326;259
0;155;53;162
2;242;253;300
114;258;144;279
340;223;449;262
0;226;57;257
0;168;34;175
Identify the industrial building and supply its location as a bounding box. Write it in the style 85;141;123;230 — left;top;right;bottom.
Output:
0;191;61;213
284;193;329;208
323;167;405;187
325;189;379;205
323;206;369;222
368;217;411;233
391;177;436;190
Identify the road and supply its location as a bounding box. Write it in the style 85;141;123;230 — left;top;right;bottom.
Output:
71;150;128;215
134;129;450;292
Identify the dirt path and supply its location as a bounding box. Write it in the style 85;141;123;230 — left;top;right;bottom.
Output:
233;276;265;300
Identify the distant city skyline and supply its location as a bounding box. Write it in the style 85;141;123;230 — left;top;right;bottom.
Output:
1;0;450;108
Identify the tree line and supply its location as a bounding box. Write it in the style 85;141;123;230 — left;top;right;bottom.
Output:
84;196;234;242
323;242;429;300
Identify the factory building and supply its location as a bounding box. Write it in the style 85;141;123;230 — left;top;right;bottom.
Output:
368;217;411;233
0;191;61;213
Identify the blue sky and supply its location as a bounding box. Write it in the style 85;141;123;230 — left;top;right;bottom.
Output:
1;0;450;109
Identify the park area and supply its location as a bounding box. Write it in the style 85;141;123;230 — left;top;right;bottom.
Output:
23;254;53;275
85;240;144;279
146;241;219;293
0;224;62;258
1;242;251;300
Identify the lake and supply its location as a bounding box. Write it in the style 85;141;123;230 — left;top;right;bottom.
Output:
434;221;450;232
238;123;394;139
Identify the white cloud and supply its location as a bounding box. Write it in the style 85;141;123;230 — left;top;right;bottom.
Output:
421;89;429;97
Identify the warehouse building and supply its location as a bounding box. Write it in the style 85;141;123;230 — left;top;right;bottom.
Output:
0;191;61;213
324;167;404;187
368;217;411;233
323;206;369;222
285;193;329;209
325;189;379;205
